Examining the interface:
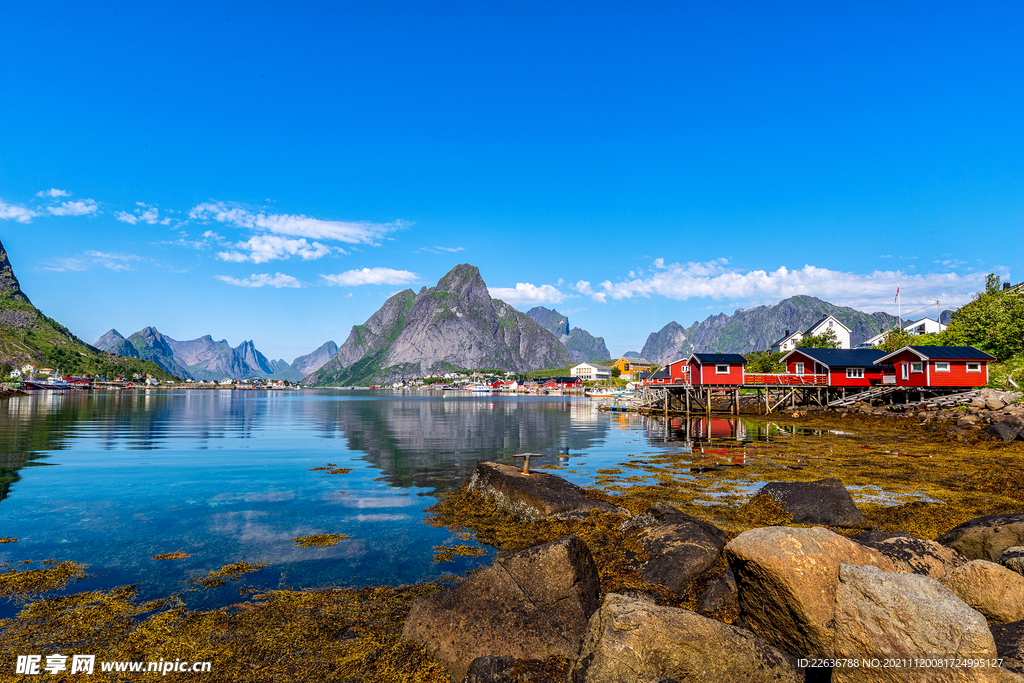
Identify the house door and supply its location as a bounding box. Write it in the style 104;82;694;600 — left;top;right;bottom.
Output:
901;363;909;381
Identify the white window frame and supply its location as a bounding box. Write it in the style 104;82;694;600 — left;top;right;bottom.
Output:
910;362;923;373
901;363;909;381
935;361;950;373
794;362;804;374
966;362;981;373
846;368;864;379
715;364;730;375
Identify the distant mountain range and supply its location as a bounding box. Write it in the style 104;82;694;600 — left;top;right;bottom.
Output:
305;264;573;386
524;306;609;363
638;295;954;364
93;328;337;381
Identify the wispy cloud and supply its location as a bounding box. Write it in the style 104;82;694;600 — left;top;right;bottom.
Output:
218;234;334;263
320;267;419;286
215;273;301;288
48;199;98;217
416;246;465;254
41;250;143;272
36;188;70;198
85;250;142;271
190;202;407;244
489;282;567;305
585;258;993;312
116;203;171;225
0;198;39;224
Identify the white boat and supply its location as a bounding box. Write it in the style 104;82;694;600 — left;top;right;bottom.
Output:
585;387;631;398
466;384;492;392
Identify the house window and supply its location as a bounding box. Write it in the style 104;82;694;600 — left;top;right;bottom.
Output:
966;362;981;373
935;362;950;372
794;362;804;374
715;364;730;374
846;368;864;379
911;362;923;373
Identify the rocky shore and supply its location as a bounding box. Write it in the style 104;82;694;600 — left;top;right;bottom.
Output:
409;461;1024;682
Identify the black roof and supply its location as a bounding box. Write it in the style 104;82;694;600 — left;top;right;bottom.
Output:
541;376;580;383
907;346;996;361
691;353;748;364
649;369;671;379
786;348;886;367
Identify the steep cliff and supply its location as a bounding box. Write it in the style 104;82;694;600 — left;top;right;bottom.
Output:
525;306;610;363
306;264;573;386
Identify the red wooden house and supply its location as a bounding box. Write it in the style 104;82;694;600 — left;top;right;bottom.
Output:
779;349;886;388
873;346;995;388
644;369;673;385
665;358;689;384
687;353;747;385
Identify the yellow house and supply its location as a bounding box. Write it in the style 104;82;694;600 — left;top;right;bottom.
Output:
612;356;652;378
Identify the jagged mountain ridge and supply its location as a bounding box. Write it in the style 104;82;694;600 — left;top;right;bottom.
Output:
639;295;904;364
305;264;573;386
525;306;610;363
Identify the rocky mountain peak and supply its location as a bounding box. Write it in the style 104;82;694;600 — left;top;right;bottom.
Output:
0;238;30;303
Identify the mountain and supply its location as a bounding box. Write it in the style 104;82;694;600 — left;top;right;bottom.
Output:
305;264;573;386
639;295;902;364
525;306;610;363
123;327;196;379
271;341;338;381
0;237;175;380
92;329;140;359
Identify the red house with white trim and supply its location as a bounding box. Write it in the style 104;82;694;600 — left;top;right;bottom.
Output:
687;353;746;386
779;348;886;388
873;346;995;388
664;358;689;384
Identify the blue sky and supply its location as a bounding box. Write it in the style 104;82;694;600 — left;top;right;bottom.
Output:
1;1;1021;361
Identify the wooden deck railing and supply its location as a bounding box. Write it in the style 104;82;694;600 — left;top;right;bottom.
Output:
742;373;828;386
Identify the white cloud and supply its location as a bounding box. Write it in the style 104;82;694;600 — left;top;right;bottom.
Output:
215;273;302;288
588;258;992;312
320;267;419;286
218;234;334;263
85;250;142;271
36;188;70;198
488;282;567;305
115;212;139;225
0;198;39;223
117;203;172;225
190;202;406;244
48;199;98;217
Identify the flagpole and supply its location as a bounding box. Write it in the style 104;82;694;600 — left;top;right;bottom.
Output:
897;284;901;329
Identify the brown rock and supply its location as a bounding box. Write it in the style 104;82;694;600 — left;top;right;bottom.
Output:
468;461;627;521
572;593;803;683
937;514;1024;562
940;560;1024;623
859;535;967;579
834;563;1003;682
751;477;871;529
403;535;600;680
1001;547;1024;576
724;526;896;657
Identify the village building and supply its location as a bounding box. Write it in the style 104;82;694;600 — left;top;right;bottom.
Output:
780;348;886;388
770;315;852;353
857;317;948;348
663;358;689;383
570;362;611;381
686;353;747;385
611;356;653;380
872;346;995;388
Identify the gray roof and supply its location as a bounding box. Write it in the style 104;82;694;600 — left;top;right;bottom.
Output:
620;356;652;365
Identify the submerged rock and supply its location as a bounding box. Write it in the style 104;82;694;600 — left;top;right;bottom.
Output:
622;502;727;594
750;477;871;529
940;560;1024;624
724;526;896;657
572;593;803;683
402;535;599;680
937;514;1024;562
467;461;628;520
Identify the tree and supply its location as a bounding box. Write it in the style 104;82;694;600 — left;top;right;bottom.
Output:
796;328;841;349
743;350;785;373
610;367;621;378
944;273;1024;361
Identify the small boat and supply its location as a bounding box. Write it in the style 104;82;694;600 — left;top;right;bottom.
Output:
585;387;631;399
23;376;70;391
466;384;492;393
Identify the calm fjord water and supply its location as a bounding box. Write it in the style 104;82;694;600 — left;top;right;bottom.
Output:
0;389;781;613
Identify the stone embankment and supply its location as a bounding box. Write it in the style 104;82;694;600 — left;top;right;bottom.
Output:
781;388;1024;443
405;464;1024;682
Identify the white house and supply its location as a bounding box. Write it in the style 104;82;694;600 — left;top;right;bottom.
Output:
857;317;947;348
771;315;852;353
571;362;611;381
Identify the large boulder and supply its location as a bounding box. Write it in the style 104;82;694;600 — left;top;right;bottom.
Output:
937;514;1024;562
834;563;1004;682
940;560;1024;623
403;535;600;680
468;461;628;520
572;593;803;683
724;526;896;657
992;621;1024;674
857;535;967;579
986;423;1022;443
750;478;871;529
1002;547;1024;576
620;502;727;593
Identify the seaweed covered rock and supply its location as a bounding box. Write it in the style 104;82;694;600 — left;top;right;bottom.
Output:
467;461;627;521
1002;547;1024;576
937;514;1024;562
939;560;1024;624
986;423;1022;443
572;593;803;683
834;563;1002;682
750;478;870;529
464;656;569;683
857;535;967;579
992;621;1024;674
402;535;599;680
621;502;727;594
724;526;896;657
